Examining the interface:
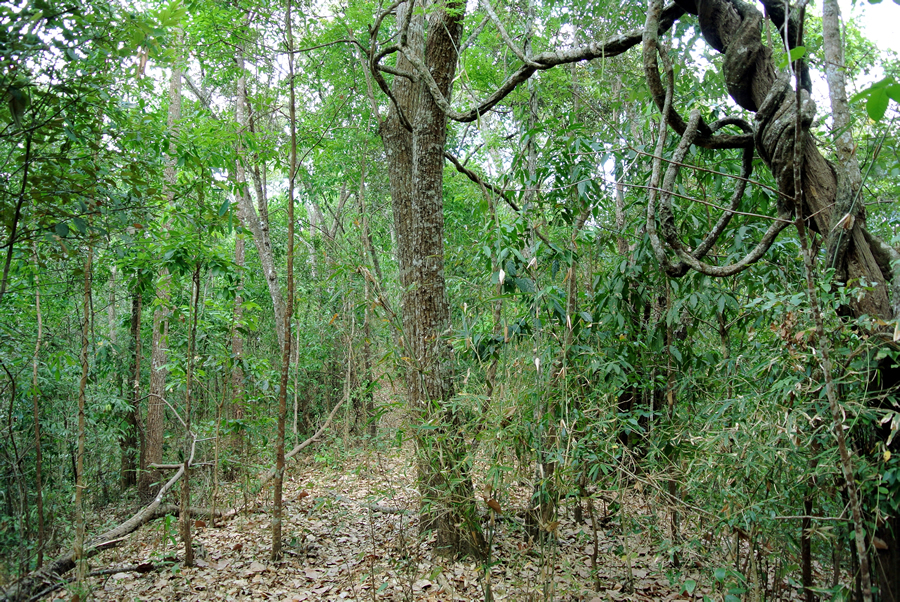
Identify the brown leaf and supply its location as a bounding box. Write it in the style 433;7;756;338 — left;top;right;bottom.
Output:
232;542;243;552
194;519;206;528
247;561;267;574
874;536;889;550
297;491;310;500
486;499;503;514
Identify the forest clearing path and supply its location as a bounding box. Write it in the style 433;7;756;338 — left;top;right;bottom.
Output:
62;444;710;601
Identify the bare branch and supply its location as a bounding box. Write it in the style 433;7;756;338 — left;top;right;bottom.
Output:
478;0;540;67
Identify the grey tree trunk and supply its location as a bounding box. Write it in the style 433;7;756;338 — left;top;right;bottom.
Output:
234;46;287;350
379;0;484;558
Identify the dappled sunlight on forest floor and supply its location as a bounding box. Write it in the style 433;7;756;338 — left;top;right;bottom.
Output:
53;442;817;602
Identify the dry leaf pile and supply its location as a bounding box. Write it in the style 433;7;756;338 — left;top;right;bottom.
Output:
44;444;816;602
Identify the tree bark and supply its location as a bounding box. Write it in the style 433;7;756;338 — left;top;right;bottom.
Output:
123;290;143;491
234;46;287;350
378;0;483;558
139;36;182;502
229;234;245;467
179;266;201;568
669;0;892;321
273;0;297;560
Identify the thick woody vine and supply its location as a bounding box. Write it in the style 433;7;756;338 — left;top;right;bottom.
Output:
642;0;891;598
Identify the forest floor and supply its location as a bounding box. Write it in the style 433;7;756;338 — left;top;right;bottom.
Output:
49;439;786;602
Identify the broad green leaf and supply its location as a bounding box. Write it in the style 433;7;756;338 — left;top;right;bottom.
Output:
789;46;806;61
777;46;806;69
867;89;889;121
887;83;900;103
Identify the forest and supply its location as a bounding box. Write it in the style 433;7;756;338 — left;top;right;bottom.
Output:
1;0;899;599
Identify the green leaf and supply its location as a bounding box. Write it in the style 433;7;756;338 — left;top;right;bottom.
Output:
72;217;87;234
789;46;807;62
777;46;806;69
867;89;890;121
218;198;230;217
683;579;697;595
514;277;535;294
886;83;900;104
669;345;683;363
55;222;69;238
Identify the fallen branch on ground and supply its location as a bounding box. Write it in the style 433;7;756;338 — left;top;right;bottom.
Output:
2;398;346;602
26;563;166;602
2;462;187;602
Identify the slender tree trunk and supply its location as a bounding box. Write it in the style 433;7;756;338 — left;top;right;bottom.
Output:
362;277;375;438
123;290;143;491
273;0;297;560
230;234;245;467
31;245;45;569
822;4;898;597
801;436;822;602
107;266;116;344
292;324;300;440
356;152;378;439
74;246;92;588
234;47;286;350
180;266;201;568
482;177;504;423
139;37;181;502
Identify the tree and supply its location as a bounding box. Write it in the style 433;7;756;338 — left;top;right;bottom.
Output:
367;0;684;557
640;2;898;598
372;0;485;556
139;38;183;503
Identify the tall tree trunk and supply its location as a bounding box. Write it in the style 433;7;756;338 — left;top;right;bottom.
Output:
484;190;503;416
139;36;182;502
123;290;143;490
379;0;482;558
229;234;245;468
233;47;286;350
31;245;45;569
356;149;378;438
362;277;375;438
180;265;201;568
74;246;92;589
821;4;898;596
273;0;297;560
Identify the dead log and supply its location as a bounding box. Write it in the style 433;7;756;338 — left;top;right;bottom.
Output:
3;398;346;602
25;563;166;602
1;464;185;602
4;398;347;602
